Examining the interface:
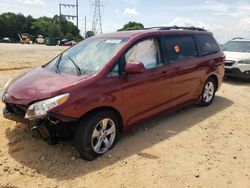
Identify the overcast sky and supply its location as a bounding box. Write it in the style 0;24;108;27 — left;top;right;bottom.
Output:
0;0;250;43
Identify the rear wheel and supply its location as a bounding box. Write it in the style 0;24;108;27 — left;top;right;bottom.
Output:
200;78;216;106
74;110;119;160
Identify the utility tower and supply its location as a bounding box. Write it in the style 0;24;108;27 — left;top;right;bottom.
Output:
59;0;79;30
92;0;103;34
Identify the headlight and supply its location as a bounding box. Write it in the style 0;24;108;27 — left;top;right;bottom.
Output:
4;79;13;89
25;93;69;121
1;79;12;102
238;59;250;64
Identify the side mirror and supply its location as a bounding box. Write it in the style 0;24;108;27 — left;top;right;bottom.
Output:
124;61;145;74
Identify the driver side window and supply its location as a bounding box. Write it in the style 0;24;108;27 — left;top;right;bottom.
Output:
125;38;161;69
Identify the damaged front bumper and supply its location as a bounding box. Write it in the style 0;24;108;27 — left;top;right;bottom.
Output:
3;106;30;125
3;104;78;144
3;106;53;142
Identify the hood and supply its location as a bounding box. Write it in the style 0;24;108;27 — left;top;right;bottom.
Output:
224;51;250;61
3;67;87;105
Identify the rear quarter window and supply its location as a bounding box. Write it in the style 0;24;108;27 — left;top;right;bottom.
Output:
196;34;220;56
161;35;198;63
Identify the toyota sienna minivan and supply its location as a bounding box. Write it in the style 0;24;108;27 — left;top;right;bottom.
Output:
2;26;225;160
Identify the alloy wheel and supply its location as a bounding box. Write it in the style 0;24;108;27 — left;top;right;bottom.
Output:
203;81;215;103
91;118;116;154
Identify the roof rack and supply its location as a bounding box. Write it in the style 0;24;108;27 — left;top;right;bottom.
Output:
145;26;207;32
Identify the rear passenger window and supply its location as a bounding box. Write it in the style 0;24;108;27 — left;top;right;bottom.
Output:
162;35;198;63
196;34;220;56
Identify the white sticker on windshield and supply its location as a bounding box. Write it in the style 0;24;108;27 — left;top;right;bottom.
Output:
105;39;122;44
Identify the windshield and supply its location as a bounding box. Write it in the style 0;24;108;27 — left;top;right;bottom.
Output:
44;37;128;76
222;41;250;53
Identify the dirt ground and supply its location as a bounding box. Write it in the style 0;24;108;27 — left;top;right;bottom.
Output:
0;43;250;188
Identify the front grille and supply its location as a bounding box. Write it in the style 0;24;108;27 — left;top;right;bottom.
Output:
6;103;27;116
225;69;232;74
225;60;236;67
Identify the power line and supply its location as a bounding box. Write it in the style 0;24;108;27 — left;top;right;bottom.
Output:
59;0;79;31
92;0;103;34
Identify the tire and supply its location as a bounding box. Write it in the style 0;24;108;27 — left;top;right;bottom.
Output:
74;110;120;161
200;77;216;106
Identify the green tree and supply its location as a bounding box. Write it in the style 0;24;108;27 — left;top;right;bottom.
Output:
25;15;35;34
48;24;62;38
118;21;144;31
0;17;4;39
32;16;53;36
85;31;95;38
65;33;74;40
60;19;79;37
0;12;26;40
52;15;60;24
0;12;81;41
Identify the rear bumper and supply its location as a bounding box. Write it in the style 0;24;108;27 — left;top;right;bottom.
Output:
225;68;250;79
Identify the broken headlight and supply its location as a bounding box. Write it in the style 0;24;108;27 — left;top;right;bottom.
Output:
25;93;69;121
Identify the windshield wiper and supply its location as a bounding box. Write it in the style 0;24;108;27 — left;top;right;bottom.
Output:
68;56;82;76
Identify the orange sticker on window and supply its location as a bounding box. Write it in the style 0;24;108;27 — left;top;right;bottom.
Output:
174;45;180;53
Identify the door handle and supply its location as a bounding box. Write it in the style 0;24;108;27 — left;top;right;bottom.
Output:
174;67;181;71
209;60;215;64
160;71;168;77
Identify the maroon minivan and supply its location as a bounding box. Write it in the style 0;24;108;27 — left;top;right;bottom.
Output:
2;27;225;160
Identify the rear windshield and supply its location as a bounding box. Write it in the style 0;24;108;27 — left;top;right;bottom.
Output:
44;37;128;76
196;34;220;56
222;41;250;53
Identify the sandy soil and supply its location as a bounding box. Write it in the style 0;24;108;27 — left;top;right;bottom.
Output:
0;44;250;188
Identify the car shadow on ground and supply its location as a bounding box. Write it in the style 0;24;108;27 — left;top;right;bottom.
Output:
223;76;250;86
5;96;233;180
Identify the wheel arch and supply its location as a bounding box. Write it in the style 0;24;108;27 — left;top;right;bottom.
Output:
208;74;218;91
79;106;124;132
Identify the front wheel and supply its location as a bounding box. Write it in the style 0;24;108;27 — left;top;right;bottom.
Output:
200;78;216;106
74;110;119;160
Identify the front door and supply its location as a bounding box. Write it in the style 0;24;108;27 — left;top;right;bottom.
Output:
120;38;172;126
